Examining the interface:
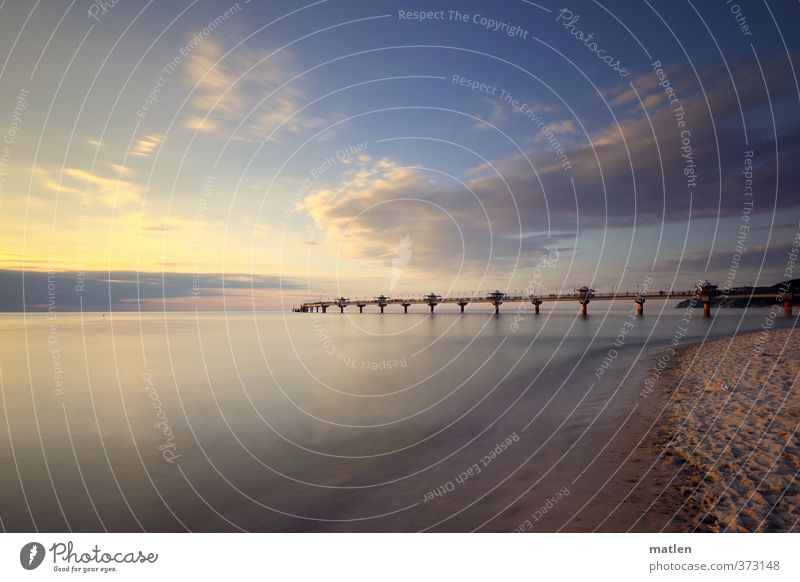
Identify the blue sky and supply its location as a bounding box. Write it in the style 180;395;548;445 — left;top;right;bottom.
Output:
1;0;798;310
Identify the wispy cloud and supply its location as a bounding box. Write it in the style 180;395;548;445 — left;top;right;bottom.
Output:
182;37;325;139
38;166;145;207
132;134;163;157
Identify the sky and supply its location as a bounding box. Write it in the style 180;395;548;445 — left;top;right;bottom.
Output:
0;0;799;311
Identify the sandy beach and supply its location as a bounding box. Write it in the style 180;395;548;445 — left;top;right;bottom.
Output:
642;326;800;532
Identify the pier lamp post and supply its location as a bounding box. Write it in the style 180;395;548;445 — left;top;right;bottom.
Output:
489;290;506;314
425;293;441;313
376;295;389;314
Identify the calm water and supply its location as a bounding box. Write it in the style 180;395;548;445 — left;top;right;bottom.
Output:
0;302;793;531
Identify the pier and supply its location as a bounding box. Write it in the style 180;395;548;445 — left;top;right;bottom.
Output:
296;282;796;318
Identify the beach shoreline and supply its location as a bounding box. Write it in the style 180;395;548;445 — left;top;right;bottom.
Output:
623;326;800;532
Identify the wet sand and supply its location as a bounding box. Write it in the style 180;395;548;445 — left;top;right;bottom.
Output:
629;327;800;532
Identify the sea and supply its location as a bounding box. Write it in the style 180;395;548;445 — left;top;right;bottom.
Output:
0;301;794;532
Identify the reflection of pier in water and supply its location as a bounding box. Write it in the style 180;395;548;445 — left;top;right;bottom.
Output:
296;282;796;319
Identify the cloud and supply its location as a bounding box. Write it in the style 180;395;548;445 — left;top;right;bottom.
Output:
473;100;508;130
653;241;799;285
183;116;219;132
294;53;800;290
0;269;304;311
296;157;566;286
108;163;133;176
182;37;324;139
545;120;577;134
38;166;145;207
132;134;163;157
462;52;800;232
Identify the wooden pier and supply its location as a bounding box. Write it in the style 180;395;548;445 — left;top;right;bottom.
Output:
296;282;796;318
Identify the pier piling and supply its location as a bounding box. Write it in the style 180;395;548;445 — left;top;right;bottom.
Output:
489;290;505;315
532;298;542;314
